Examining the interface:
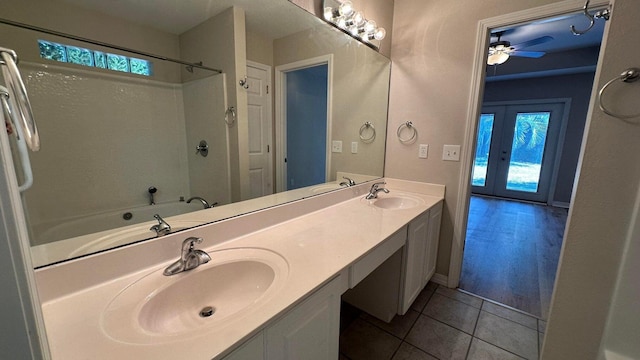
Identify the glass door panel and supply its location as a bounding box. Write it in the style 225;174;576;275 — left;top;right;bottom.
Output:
472;114;495;187
505;112;551;193
471;102;565;203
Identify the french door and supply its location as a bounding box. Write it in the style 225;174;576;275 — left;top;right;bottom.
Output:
471;101;565;202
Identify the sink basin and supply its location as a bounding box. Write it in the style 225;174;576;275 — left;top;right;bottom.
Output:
362;194;424;210
101;248;289;344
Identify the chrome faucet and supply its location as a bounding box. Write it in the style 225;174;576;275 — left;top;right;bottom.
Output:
365;182;390;200
186;196;216;209
339;176;356;187
150;214;171;236
163;237;211;276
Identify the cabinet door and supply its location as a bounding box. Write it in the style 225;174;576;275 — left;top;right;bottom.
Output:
424;201;443;283
223;333;264;360
266;276;341;360
399;211;430;314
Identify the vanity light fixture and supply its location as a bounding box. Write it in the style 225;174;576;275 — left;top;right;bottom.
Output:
323;0;386;50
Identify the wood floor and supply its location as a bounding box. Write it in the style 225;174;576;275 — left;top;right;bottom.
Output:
459;195;568;319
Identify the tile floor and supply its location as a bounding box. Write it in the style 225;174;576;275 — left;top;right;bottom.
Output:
340;282;546;360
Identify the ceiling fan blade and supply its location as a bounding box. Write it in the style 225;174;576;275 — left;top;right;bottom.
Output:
510;50;546;58
512;36;553;50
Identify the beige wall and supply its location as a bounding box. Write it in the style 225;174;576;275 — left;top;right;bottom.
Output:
180;7;249;202
386;0;566;276
274;24;390;180
389;0;640;358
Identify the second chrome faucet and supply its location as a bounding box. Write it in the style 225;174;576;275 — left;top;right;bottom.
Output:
365;181;390;200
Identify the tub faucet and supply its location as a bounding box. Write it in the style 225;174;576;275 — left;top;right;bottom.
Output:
186;196;217;209
148;186;157;205
340;176;356;187
163;237;211;276
365;182;390;200
150;214;171;236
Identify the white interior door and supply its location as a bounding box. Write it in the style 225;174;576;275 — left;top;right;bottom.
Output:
247;62;273;199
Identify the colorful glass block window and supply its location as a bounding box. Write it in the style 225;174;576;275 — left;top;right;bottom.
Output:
106;53;129;73
94;51;107;69
38;40;67;62
66;46;94;66
37;39;152;77
129;58;152;76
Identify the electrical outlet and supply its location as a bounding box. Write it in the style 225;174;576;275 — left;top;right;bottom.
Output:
351;142;358;154
419;144;428;159
442;144;461;161
331;140;342;153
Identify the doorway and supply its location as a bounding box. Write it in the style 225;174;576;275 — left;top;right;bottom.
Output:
275;55;333;192
456;10;605;319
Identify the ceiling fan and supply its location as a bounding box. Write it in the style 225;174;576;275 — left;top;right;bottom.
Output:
487;32;553;65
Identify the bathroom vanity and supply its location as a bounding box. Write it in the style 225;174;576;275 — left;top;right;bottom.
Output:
34;178;444;359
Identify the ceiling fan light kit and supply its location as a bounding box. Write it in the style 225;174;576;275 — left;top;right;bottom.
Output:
487;31;552;65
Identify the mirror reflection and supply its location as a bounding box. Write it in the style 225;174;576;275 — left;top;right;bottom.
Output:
1;0;390;268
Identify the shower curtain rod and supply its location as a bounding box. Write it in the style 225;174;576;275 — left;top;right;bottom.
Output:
0;18;223;74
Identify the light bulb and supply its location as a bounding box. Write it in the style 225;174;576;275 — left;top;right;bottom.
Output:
336;16;347;29
323;7;335;21
487;52;509;65
374;27;386;40
338;1;354;17
364;20;377;33
352;11;365;26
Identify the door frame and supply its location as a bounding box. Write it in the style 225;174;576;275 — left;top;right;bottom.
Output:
472;98;571;204
274;55;333;193
246;60;274;197
448;0;610;288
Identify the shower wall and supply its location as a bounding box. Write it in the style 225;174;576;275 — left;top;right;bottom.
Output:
24;64;191;245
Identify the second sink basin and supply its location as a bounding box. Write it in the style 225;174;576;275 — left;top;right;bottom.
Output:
101;247;289;344
362;193;424;210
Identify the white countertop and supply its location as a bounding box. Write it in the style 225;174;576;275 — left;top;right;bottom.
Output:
35;178;444;359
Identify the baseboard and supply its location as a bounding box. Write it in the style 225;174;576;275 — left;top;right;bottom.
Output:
431;273;448;286
551;201;570;209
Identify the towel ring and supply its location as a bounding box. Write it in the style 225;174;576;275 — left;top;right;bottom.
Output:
397;121;417;144
598;68;640;122
224;106;236;126
359;122;376;143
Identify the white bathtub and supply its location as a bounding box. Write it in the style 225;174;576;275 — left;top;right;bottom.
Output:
31;201;205;267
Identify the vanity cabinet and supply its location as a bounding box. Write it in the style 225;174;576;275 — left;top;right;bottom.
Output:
266;276;342;360
399;201;443;314
222;276;342;360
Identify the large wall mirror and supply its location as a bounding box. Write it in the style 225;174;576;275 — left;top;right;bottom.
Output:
1;0;390;268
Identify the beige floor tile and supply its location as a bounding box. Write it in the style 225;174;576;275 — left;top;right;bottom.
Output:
482;301;537;330
467;338;525;360
361;310;420;339
475;311;538;360
340;318;402;360
423;293;480;334
391;342;438;360
405;315;472;360
436;287;483;308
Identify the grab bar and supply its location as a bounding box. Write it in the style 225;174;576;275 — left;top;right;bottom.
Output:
0;86;33;192
0;47;40;152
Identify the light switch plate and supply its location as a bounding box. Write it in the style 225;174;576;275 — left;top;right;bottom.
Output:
351;141;358;154
419;144;428;159
332;140;342;153
442;144;461;161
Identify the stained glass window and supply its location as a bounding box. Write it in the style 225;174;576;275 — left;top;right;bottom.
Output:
66;46;94;66
38;40;67;62
37;39;152;77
